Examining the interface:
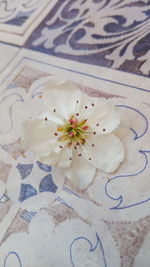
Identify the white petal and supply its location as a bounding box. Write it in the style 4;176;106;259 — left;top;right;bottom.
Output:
39;111;63;125
38;145;72;168
64;150;96;190
88;102;121;135
22;119;59;156
43;77;81;121
83;134;124;173
114;111;130;140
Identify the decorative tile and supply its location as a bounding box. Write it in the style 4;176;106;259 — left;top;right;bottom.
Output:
0;50;150;266
25;0;150;77
0;0;54;45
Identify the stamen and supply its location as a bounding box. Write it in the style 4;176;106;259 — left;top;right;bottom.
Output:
59;146;63;148
76;113;79;116
54;133;58;136
78;153;82;157
69;157;72;160
92;144;95;147
92;103;94;107
53;109;56;112
89;157;91;160
77;100;79;104
82;125;89;130
93;131;96;135
45;117;47;121
103;128;106;132
85;106;88;109
69;131;75;137
71;124;76;129
96;123;99;127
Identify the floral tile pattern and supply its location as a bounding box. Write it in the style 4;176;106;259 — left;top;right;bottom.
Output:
25;0;150;77
0;49;150;266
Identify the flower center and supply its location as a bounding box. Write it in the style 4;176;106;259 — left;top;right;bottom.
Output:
58;115;89;146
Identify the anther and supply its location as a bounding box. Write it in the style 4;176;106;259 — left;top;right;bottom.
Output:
85;106;88;109
54;133;58;136
45;117;47;121
77;100;79;103
53;109;56;112
92;144;95;147
92;103;94;107
96;123;99;127
78;153;82;157
69;157;72;160
89;157;91;160
59;146;63;148
82;125;88;130
103;128;106;132
76;113;79;116
93;131;96;135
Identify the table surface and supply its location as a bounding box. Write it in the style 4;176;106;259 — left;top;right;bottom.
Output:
0;1;150;266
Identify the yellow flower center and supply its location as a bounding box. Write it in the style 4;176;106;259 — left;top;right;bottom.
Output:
58;115;89;146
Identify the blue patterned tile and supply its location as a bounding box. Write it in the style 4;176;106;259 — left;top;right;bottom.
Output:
39;174;57;193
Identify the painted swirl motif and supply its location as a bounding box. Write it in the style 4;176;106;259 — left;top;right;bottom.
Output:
0;0;40;23
26;0;150;76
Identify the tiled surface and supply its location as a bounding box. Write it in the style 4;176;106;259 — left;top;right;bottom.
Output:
0;1;150;266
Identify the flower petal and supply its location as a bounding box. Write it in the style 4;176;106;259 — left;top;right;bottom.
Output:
22;119;59;156
114;111;130;140
43;77;81;122
64;150;96;190
83;134;124;173
88;102;120;135
38;145;72;168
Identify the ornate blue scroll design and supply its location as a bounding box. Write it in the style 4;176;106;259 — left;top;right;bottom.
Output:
4;251;22;267
105;150;150;210
70;233;107;267
115;105;148;140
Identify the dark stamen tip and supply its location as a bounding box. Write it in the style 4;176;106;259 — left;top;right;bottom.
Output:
93;131;96;135
54;133;58;136
92;144;95;147
103;128;106;132
45;117;47;121
78;153;82;157
92;103;94;107
76;113;79;116
89;158;91;160
85;106;88;109
53;109;56;112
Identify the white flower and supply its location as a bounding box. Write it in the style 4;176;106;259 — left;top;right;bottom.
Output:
22;77;124;190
